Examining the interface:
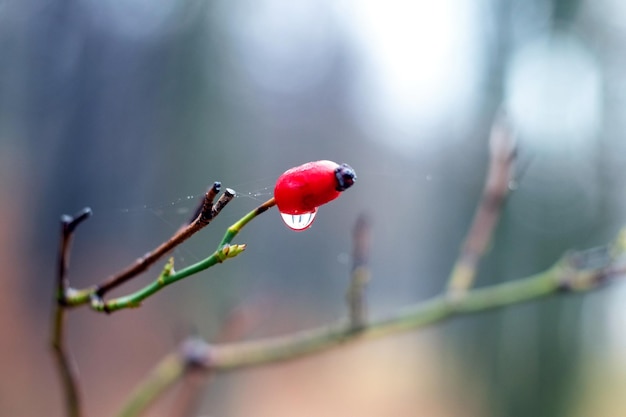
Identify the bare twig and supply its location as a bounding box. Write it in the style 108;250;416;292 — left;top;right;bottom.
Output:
187;182;222;225
94;182;229;299
346;214;371;331
52;208;92;417
447;114;516;297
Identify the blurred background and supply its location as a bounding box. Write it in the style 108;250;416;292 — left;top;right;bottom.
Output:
1;0;625;416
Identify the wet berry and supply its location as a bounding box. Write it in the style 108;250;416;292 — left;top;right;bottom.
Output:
274;160;356;231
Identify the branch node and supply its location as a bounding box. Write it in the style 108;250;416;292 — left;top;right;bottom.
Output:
216;244;246;263
158;258;176;284
90;294;106;312
58;287;80;306
180;337;212;370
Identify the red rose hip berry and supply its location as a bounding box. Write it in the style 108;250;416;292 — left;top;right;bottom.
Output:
274;160;356;231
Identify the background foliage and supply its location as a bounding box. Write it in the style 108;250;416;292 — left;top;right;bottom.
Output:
1;0;625;416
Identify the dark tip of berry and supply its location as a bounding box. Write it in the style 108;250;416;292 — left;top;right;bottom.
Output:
335;163;357;192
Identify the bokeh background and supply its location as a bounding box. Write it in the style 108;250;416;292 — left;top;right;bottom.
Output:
1;0;625;416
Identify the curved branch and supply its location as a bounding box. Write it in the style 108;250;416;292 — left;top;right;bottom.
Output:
118;238;625;416
209;248;622;370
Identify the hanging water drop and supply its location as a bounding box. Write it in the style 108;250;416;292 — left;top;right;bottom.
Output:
279;209;318;231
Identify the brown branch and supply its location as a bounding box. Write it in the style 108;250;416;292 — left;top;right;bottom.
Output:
94;183;232;298
52;208;92;417
447;114;516;297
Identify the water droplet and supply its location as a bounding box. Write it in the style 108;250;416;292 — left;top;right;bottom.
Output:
279;209;318;231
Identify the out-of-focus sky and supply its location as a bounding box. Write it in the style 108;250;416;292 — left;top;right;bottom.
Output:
1;1;625;416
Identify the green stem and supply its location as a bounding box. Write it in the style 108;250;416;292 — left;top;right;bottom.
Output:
220;197;276;246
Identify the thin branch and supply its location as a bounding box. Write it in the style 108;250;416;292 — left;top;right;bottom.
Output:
119;236;625;417
208;244;624;371
52;208;92;417
447;114;516;297
346;214;371;331
170;369;209;417
219;197;276;247
187;181;223;225
117;352;188;417
93;182;228;299
117;337;213;417
91;197;276;313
